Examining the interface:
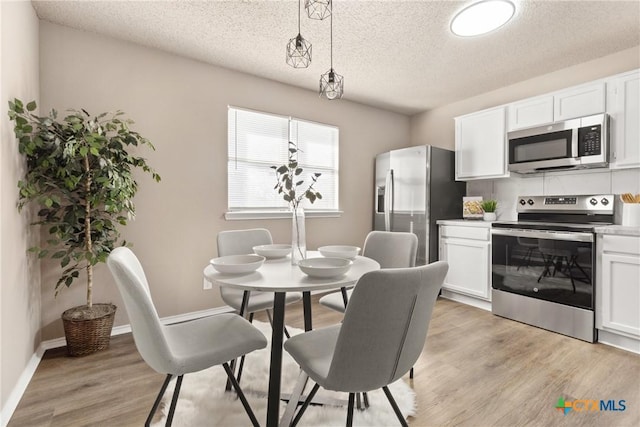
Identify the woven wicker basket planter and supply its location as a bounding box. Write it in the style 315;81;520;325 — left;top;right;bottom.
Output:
62;303;117;357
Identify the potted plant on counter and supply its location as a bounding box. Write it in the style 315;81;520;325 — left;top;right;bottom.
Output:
8;99;160;356
481;199;498;221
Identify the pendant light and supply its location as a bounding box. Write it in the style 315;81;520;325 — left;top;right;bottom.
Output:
287;0;312;68
305;0;331;20
319;2;343;100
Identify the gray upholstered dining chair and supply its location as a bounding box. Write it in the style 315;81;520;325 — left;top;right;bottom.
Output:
217;228;302;322
107;247;267;427
217;228;302;386
284;261;448;427
319;231;418;313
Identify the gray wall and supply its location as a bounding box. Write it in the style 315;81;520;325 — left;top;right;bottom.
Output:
1;1;40;418
38;21;411;341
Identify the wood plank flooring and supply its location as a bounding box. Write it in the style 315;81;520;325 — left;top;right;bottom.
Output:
8;296;640;426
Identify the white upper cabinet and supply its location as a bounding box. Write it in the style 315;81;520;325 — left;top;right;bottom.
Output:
607;69;640;169
508;83;606;131
508;95;554;131
553;82;606;121
455;106;508;180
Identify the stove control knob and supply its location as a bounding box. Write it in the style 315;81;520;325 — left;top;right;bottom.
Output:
519;199;526;206
590;198;598;206
527;199;534;205
601;198;609;205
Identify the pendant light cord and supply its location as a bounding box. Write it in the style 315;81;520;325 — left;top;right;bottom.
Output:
330;2;333;69
298;0;301;33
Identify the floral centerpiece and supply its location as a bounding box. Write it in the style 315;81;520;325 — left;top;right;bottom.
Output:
271;141;322;264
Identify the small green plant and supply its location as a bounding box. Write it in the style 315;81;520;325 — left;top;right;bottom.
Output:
8;99;160;306
480;199;498;213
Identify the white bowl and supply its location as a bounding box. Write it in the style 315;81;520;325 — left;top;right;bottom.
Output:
318;245;361;260
210;255;265;274
298;257;353;278
253;244;292;259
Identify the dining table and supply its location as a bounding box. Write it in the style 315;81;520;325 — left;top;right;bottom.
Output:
203;251;380;427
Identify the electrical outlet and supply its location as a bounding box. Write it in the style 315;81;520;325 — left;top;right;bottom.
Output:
203;278;212;290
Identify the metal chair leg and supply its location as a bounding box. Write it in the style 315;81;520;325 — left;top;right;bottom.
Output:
145;374;173;427
223;362;260;427
363;391;370;408
346;393;355;427
356;392;363;410
382;386;408;427
409;367;414;379
165;375;183;427
291;383;320;427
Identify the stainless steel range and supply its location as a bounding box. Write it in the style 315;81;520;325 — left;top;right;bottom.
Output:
491;194;617;342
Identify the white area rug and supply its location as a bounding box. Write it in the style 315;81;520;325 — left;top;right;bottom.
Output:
153;321;416;426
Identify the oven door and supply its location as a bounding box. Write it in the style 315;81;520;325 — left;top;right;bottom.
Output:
491;228;594;310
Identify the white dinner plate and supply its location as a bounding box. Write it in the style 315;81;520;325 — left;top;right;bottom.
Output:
210;255;265;274
318;245;361;260
298;257;353;278
253;244;292;259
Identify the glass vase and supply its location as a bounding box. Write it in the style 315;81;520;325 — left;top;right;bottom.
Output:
291;206;307;265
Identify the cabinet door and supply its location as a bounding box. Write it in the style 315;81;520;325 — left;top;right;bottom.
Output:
598;253;640;337
553;82;606;121
508;96;554;131
455;106;508;180
440;237;490;299
607;70;640;169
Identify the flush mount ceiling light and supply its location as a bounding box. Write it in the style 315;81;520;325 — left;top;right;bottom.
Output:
287;0;312;68
319;1;343;100
305;0;331;20
450;0;515;37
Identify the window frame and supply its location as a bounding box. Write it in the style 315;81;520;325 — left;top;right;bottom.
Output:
225;106;341;220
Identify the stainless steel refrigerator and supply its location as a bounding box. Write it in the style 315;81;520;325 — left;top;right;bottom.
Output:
374;145;466;265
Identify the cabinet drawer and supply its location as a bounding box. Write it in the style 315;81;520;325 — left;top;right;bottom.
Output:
440;225;489;241
602;235;640;255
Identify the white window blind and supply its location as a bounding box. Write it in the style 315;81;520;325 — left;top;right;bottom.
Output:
228;107;339;212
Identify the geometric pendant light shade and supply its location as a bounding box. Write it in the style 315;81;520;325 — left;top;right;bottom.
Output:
305;0;332;20
287;0;312;68
319;1;343;100
287;34;312;68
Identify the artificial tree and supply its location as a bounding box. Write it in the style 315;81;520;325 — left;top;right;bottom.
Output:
8;99;160;355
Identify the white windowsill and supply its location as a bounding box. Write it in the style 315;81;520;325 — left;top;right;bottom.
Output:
225;210;343;220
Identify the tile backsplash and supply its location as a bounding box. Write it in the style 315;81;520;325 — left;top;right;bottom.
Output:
467;168;640;221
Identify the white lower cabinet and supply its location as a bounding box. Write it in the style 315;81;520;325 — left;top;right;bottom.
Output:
439;223;491;310
596;234;640;353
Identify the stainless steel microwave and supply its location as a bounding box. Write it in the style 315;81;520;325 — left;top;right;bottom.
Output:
507;113;608;174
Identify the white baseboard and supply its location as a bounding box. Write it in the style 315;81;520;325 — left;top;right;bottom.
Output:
3;305;235;425
597;329;640;354
439;290;492;312
1;346;46;427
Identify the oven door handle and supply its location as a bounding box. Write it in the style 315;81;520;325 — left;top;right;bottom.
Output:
491;228;594;242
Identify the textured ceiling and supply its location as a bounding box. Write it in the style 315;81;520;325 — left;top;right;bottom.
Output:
32;0;640;115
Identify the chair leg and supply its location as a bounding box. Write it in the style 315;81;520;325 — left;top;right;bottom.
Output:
223;362;260;427
165;375;183;427
291;383;320;427
346;393;355;427
226;312;256;391
383;386;408;427
409;367;414;379
363;391;370;408
145;374;173;427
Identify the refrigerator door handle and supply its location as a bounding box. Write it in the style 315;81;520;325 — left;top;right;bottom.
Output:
385;169;394;231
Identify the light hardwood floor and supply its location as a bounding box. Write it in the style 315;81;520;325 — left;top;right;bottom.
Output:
9;296;640;426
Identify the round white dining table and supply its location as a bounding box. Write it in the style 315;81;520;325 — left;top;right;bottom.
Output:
203;251;380;427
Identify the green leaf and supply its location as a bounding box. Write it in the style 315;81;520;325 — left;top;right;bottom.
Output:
26;101;37;111
79;146;88;157
52;251;67;259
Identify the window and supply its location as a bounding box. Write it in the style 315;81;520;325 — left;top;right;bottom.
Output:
227;107;339;219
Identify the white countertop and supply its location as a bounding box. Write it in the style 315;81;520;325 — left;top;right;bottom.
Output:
594;225;640;237
437;219;493;227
